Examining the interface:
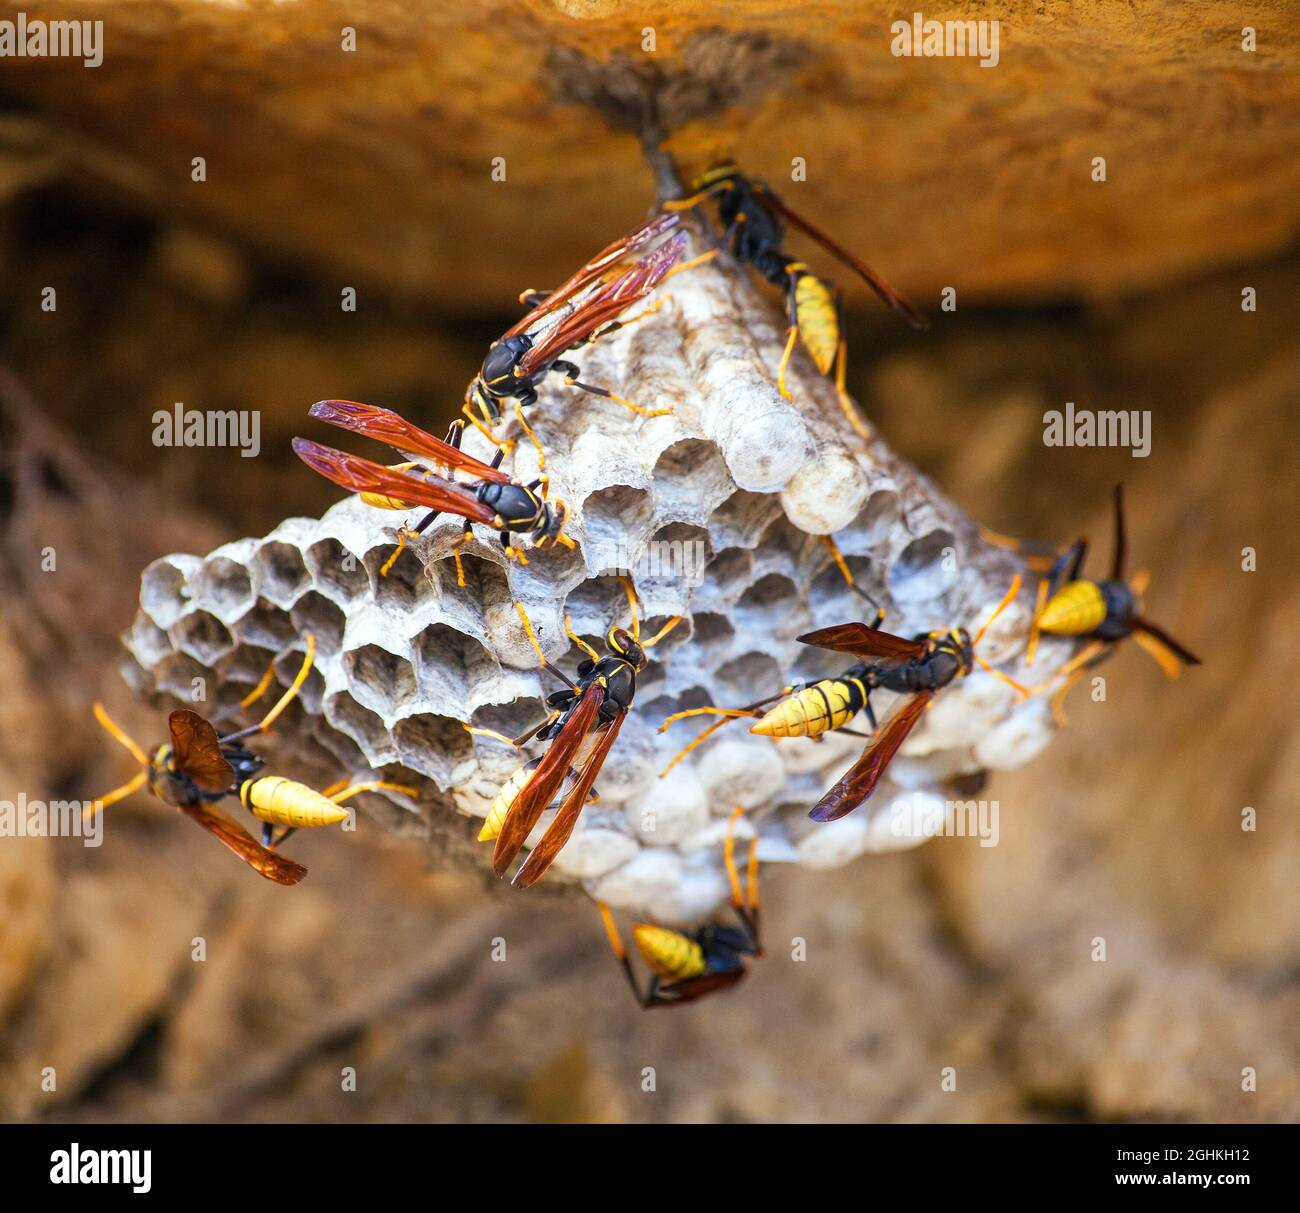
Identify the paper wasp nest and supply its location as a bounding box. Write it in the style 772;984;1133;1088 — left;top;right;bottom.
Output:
121;220;1067;923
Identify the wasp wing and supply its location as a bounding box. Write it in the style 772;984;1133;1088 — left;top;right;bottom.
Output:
809;691;932;822
513;711;624;888
168;709;235;793
649;969;747;1009
292;438;498;525
308;400;510;483
1132;616;1201;669
796;621;928;662
177;800;307;885
493;684;606;876
515;231;686;376
503;213;680;338
753;185;928;331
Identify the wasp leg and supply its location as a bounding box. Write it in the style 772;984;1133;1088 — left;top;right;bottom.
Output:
589;295;668;345
464;710;560;752
222;635;316;743
774;269;803;400
1024;576;1051;665
724;806;762;948
658;690;793;777
461;400;512;457
514;601;579;691
381;497;448;579
510;400;546;471
832;286;872;441
1029;638;1107;726
599;901;652;1009
659;249;718;285
239;654;279;711
553;359;671;419
819;535;886;621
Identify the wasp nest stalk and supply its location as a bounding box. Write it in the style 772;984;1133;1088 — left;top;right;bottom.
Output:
121;215;1069;924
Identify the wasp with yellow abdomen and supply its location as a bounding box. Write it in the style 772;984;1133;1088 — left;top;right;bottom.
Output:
599;807;762;1009
480;579;681;888
663;578;1028;822
88;634;416;885
1025;485;1200;723
293;399;574;583
662;163;927;434
464;212;695;462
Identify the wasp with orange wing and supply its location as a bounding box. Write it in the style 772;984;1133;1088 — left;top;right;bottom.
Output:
485;580;681;889
799;577;1027;822
599;807;762;1009
663;162;926;435
87;635;415;885
293;399;574;582
663;578;1027;822
1024;485;1200;723
464;213;694;458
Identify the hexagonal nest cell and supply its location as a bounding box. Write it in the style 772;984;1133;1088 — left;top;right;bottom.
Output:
122;213;1070;923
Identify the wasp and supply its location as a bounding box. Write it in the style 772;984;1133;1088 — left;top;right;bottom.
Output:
663;578;1027;821
1025;485;1200;723
482;579;681;888
599;806;761;1009
663;163;927;431
88;635;415;884
463;213;694;460
293;399;574;582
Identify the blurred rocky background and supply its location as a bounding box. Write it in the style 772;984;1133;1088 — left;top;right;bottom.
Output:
0;1;1297;1122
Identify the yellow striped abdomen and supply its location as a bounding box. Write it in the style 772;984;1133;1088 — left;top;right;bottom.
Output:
479;763;532;843
1037;580;1108;637
750;679;862;738
794;275;839;374
360;463;421;511
633;924;706;983
240;777;350;829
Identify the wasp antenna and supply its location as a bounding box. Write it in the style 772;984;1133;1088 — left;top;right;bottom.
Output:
642;614;683;649
973;652;1030;698
252;633;317;734
84;770;149;821
92;703;149;766
565;614;601;662
618;576;640;640
973;575;1023;650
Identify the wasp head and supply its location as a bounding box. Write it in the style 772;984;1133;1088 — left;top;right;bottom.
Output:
531;498;568;549
146;744;191;807
607;626;647;671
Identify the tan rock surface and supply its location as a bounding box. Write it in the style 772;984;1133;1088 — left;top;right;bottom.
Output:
3;1;1296;309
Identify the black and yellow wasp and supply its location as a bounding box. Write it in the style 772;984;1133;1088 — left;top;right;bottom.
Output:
1025;485;1200;722
663;162;927;430
599;807;762;1009
463;212;690;459
473;580;682;888
293;399;574;582
662;577;1027;822
88;635;414;884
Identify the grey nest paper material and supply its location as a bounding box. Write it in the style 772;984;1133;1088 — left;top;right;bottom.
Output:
121;221;1068;924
